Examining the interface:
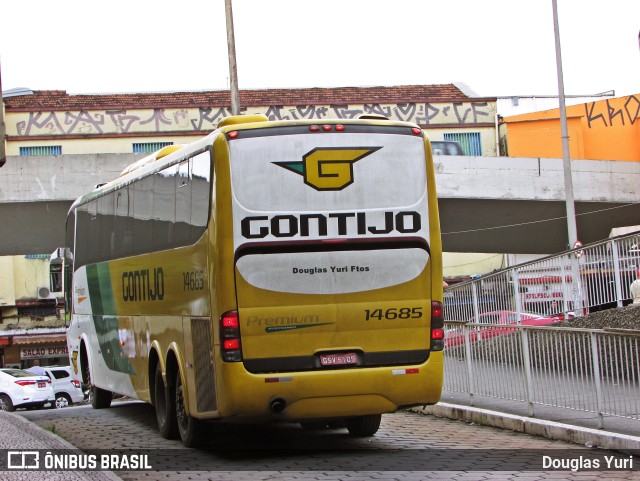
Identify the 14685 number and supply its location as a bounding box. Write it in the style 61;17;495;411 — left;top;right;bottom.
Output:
364;307;423;321
183;270;204;291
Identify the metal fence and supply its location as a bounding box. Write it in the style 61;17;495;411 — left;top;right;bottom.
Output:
444;231;640;322
443;323;640;428
442;231;640;428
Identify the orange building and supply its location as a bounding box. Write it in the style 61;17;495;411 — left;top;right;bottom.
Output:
503;94;640;161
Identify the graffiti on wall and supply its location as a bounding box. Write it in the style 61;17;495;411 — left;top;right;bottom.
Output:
585;95;640;128
12;101;496;137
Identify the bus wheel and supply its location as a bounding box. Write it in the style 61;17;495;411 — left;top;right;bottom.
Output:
91;385;113;409
345;414;382;437
154;364;178;439
175;371;201;448
82;350;112;409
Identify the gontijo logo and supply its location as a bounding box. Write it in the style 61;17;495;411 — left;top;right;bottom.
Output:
273;147;381;191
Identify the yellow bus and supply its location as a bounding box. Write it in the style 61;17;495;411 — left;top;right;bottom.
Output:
58;114;444;447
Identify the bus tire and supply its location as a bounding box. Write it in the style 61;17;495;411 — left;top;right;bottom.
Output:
82;347;112;409
175;371;202;448
154;363;178;439
91;386;112;409
345;414;382;437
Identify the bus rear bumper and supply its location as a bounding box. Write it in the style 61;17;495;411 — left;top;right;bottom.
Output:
213;353;443;421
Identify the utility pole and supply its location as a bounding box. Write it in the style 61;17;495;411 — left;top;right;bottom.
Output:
552;0;583;315
552;0;577;248
224;0;240;115
0;58;6;167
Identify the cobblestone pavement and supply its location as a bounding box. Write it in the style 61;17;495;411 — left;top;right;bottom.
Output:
13;400;640;481
0;409;120;481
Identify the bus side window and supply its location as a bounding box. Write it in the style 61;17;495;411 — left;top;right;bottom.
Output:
114;189;132;258
175;159;192;245
191;151;211;232
153;166;177;250
132;176;154;256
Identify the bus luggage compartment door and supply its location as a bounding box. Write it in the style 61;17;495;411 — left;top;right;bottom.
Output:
234;244;432;374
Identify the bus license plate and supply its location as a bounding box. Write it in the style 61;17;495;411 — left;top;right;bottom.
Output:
320;352;358;366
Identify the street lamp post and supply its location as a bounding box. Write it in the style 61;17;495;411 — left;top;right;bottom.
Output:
224;0;241;115
0;59;6;167
552;0;583;315
552;0;578;248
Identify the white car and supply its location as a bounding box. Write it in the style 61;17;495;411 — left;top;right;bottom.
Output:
27;365;85;408
0;368;55;411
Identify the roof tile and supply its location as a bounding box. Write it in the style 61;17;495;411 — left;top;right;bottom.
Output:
4;84;478;111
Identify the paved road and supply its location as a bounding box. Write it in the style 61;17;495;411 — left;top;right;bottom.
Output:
15;399;639;480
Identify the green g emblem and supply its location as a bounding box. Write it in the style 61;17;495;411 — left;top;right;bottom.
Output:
274;147;381;191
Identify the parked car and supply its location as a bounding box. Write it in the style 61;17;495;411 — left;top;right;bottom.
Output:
431;140;464;156
27;365;84;408
445;310;563;347
469;310;562;326
0;368;55;411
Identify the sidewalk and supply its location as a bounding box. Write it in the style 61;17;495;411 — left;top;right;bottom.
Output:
442;389;640;436
1;397;639;480
414;392;640;454
0;410;121;480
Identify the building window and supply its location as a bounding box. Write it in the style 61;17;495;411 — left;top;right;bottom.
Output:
19;146;62;156
132;142;174;154
444;132;482;156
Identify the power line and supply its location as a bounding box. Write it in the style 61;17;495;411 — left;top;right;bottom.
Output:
442;202;639;236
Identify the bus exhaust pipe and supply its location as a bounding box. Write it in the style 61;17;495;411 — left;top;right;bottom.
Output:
269;398;286;414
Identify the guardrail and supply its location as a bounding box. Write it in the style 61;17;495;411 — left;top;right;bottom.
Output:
442;231;640;429
444;231;640;322
443;323;640;429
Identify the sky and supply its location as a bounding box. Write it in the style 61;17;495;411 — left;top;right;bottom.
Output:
1;0;638;98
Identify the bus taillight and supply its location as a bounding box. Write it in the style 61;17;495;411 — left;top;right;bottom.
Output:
220;310;242;362
431;301;444;351
431;329;445;340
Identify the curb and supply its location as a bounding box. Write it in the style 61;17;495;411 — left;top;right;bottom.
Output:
0;411;122;480
2;410;83;450
412;402;640;454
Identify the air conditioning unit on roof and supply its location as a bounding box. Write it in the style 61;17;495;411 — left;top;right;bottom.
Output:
38;286;55;300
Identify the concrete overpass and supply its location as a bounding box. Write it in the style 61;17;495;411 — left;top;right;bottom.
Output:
0;154;638;256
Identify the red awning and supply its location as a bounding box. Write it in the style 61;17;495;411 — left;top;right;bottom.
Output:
12;334;67;345
0;337;9;346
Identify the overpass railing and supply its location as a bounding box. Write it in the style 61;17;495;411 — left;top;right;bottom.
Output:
444;231;640;322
